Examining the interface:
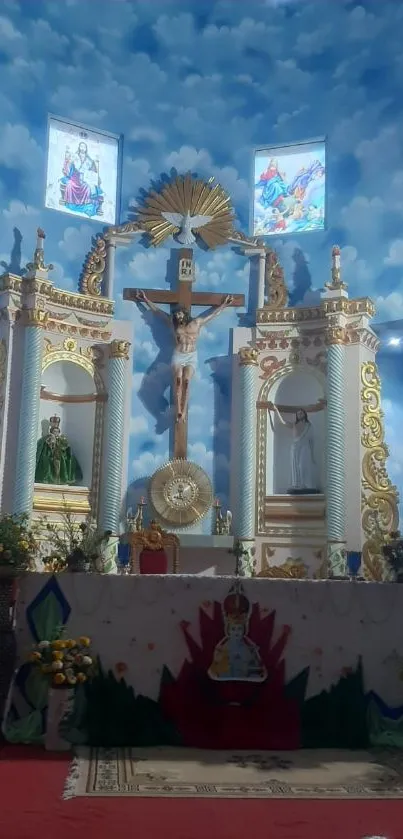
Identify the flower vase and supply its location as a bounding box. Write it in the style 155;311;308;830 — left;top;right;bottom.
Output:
45;687;74;751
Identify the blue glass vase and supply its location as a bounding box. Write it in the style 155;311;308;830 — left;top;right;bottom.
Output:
347;551;361;578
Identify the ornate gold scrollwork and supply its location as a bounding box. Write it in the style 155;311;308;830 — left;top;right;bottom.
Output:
361;361;399;581
109;339;130;360
79;235;107;297
239;346;259;366
325;326;347;345
264;249;288;309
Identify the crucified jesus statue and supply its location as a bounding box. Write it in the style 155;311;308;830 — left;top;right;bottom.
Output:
134;290;233;422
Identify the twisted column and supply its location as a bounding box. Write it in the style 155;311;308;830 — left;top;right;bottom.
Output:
13;311;46;515
236;348;258;557
326;328;347;574
101;340;130;533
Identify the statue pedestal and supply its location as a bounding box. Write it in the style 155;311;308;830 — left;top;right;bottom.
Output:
257;494;326;578
33;483;91;520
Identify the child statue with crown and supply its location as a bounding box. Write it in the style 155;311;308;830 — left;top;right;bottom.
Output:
35;415;83;486
208;583;267;683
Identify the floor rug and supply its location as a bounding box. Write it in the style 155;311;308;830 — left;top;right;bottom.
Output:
1;744;400;839
65;746;403;799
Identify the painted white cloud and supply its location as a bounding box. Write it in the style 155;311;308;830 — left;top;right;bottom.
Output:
58;225;94;261
131;450;164;477
0;123;43;173
385;240;403;267
375;292;403;321
130;415;148;435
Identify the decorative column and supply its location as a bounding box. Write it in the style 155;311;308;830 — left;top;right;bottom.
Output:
13;311;47;515
101;339;131;533
325;328;347;576
322;245;349;576
235;347;259;576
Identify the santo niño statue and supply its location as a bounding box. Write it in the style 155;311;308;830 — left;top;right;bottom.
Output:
35;415;83;486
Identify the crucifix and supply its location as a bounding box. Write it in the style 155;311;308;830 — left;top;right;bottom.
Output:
123;248;244;459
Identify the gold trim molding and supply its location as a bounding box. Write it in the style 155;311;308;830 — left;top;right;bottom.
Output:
360;361;399;580
33;497;91;514
0;273;114;315
257;297;375;324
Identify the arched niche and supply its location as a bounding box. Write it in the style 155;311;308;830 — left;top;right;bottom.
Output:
39;354;105;501
257;365;326;505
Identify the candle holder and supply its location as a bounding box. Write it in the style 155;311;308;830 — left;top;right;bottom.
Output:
126;497;147;533
213;498;223;535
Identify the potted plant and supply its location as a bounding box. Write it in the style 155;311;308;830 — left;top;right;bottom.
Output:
42;505;105;572
0;513;38;576
28;632;96;750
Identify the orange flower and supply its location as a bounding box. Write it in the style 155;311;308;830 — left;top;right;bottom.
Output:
76;673;87;683
29;652;42;662
52;651;64;661
78;636;90;647
53;672;66;685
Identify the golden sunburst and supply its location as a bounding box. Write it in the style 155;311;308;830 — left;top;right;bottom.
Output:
136;173;235;248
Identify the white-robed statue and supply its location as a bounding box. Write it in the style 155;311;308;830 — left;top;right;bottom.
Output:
269;404;319;494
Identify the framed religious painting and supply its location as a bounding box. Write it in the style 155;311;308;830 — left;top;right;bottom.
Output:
251;139;326;237
45;115;123;225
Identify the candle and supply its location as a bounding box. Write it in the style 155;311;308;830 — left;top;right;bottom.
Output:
214;498;221;506
140;497;146;505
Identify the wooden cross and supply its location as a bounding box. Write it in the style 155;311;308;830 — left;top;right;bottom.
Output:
123;248;245;459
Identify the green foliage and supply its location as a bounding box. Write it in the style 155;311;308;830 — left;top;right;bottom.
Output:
301;659;369;749
0;513;38;568
84;660;181;747
41;506;107;568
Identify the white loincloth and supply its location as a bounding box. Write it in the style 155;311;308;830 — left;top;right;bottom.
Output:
172;348;198;370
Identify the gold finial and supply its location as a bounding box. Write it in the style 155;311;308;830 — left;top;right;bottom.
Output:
26;227;54;274
325;245;347;291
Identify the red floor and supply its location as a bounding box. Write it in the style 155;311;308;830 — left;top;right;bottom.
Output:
0;744;402;839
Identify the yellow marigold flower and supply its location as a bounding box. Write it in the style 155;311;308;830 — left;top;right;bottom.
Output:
53;673;66;685
52;651;64;661
66;640;76;649
78;636;90;647
29;652;42;662
76;673;87;683
51;640;63;649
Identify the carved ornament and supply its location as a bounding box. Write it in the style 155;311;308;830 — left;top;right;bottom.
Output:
109;339;130;360
79;234;107;297
239;346;259;366
360;361;399;581
264;249;288;309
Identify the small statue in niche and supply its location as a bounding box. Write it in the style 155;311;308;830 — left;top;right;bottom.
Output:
268;403;319;495
35;415;83;485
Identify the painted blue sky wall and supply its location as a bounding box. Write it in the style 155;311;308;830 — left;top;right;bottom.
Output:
1;0;403;518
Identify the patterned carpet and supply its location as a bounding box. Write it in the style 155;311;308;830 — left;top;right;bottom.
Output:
64;746;403;799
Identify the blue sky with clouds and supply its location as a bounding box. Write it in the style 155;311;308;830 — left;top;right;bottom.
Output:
2;0;403;515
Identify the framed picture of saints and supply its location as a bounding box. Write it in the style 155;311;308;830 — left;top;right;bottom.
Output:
45;115;123;225
251;139;326;237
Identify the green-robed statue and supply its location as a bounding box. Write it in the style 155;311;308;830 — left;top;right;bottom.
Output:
35;415;83;485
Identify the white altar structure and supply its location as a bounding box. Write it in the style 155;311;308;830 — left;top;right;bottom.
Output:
0;176;398;582
230;245;398;580
0;230;132;532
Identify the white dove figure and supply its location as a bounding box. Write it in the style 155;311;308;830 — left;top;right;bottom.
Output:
161;210;213;245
